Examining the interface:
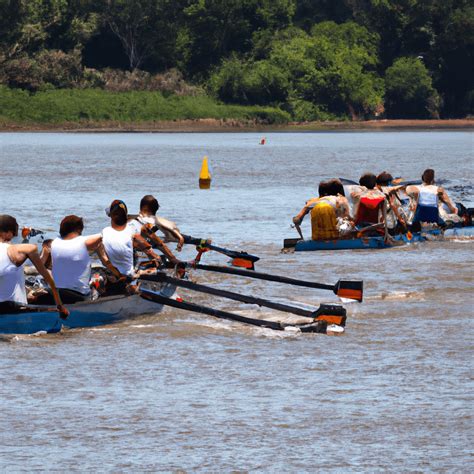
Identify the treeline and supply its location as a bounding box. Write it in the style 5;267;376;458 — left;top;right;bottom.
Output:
0;0;472;121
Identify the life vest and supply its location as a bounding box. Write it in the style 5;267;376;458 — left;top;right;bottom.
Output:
413;185;439;224
355;195;385;225
0;243;27;304
310;197;339;240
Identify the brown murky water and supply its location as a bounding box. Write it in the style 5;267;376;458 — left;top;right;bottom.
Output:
0;132;472;471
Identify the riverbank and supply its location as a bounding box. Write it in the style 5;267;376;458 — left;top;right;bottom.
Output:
1;87;472;132
1;118;472;132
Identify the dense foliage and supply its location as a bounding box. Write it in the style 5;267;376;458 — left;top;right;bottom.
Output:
0;0;472;120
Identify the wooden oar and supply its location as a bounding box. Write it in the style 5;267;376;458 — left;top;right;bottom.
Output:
166;262;363;302
182;235;260;269
139;273;347;326
139;288;329;333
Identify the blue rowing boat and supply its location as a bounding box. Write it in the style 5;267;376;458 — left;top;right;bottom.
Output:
283;226;474;252
0;281;175;335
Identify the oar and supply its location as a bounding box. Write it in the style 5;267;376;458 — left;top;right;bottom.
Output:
139;288;329;333
129;214;260;269
166;262;363;302
182;235;259;269
139;273;347;326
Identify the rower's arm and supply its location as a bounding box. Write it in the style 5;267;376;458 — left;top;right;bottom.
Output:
388;194;406;226
95;242;123;279
167;228;185;251
405;185;419;211
9;244;68;318
140;226;180;264
133;234;166;265
40;242;51;266
293;206;310;225
438;187;458;214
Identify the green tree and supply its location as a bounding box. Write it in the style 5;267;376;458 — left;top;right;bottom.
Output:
210;55;289;105
177;0;295;78
385;56;440;118
270;22;384;119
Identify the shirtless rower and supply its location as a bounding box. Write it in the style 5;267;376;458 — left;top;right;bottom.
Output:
128;195;183;264
39;215;123;303
103;200;163;293
293;180;353;241
376;171;408;234
350;173;387;229
405;169;460;230
0;214;68;317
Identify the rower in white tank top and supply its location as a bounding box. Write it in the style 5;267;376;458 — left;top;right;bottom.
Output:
102;226;135;276
51;235;92;295
0;242;27;304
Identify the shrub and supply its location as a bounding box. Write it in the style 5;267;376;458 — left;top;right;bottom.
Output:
385;57;440;119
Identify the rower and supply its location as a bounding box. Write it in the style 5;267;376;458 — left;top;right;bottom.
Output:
406;169;460;230
41;215;122;303
351;173;387;229
103;200;163;293
293;180;353;241
376;171;408;234
0;214;68;317
128;195;183;264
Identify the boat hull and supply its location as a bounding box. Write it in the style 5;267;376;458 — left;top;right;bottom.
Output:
0;282;175;335
289;226;473;252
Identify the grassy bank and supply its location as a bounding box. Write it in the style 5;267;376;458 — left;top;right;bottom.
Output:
0;86;290;125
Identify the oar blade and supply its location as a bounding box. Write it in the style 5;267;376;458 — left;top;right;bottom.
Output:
230;257;256;270
310;303;347;326
334;280;363;302
283;238;301;248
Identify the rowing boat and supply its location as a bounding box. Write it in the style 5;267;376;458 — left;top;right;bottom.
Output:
0;281;175;335
283;226;474;252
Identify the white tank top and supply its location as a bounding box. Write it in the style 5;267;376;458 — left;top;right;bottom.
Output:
0;243;27;304
102;226;135;276
418;185;438;207
51;236;91;295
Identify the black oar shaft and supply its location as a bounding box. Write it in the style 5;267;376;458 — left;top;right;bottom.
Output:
191;263;334;291
183;235;259;262
140;289;328;333
140;290;284;330
141;274;313;317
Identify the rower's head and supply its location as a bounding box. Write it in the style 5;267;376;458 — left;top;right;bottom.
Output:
0;215;19;241
107;199;128;226
318;181;331;197
359;173;377;189
140;195;160;215
327;179;345;197
422;168;435;185
59;215;84;238
376;172;393;187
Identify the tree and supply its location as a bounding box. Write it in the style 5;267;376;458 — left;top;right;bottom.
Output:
210;55;289;105
177;0;295;78
104;0;177;70
385;57;440;118
269;22;384;119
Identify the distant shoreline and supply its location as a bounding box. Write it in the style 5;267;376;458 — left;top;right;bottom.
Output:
1;118;473;133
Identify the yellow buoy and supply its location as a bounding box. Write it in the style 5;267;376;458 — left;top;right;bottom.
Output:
199;156;211;189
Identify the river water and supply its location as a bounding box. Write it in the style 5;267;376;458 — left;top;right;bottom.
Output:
0;131;472;471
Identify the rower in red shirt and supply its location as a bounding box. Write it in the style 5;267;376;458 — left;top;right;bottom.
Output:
350;173;388;232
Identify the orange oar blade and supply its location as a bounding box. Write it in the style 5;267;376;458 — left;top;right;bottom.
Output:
230;257;255;270
335;280;363;302
311;304;347;327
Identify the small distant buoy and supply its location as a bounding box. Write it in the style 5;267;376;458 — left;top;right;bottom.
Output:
260;137;266;145
199;155;211;189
